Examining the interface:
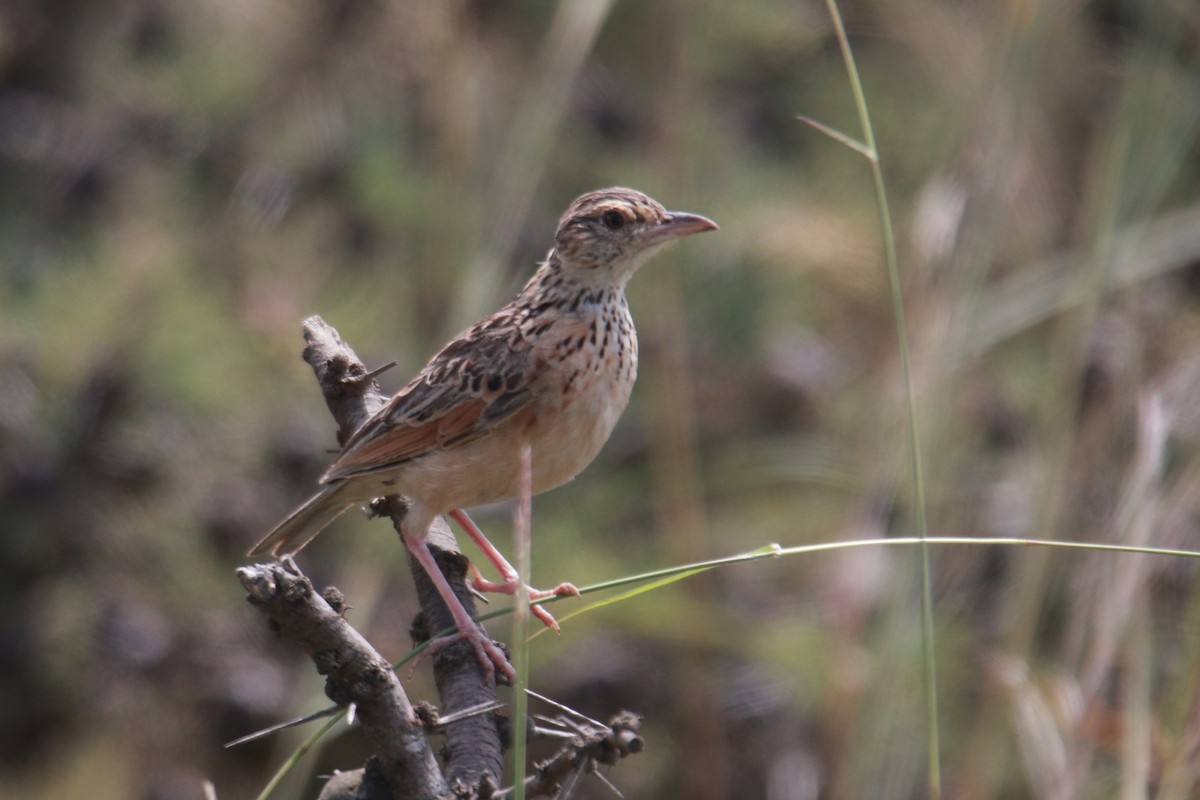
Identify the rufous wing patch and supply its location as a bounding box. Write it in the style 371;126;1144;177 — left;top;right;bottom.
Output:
433;398;487;447
322;397;488;481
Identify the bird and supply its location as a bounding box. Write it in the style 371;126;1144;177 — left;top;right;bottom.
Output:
249;187;718;681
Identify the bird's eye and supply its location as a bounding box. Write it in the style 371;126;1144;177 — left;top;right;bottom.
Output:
601;210;625;230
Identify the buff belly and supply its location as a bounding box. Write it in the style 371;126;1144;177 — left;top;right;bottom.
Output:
373;373;632;516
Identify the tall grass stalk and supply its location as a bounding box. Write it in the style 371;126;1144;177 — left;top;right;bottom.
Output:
801;0;941;794
510;443;534;800
454;0;616;325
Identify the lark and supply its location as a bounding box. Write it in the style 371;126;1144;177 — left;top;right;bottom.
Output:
250;188;717;681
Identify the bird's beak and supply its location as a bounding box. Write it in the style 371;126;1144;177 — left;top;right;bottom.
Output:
641;210;719;247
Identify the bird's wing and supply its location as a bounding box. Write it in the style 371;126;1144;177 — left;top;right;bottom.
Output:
321;315;540;482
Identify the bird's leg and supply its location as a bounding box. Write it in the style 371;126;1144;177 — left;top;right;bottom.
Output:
401;526;515;684
448;508;580;632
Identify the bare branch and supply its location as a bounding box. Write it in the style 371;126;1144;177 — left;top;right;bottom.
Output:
254;315;505;796
299;315;390;445
498;712;644;800
239;562;448;800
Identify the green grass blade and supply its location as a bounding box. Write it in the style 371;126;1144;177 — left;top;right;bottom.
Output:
253;710;346;800
262;536;1200;796
819;0;940;793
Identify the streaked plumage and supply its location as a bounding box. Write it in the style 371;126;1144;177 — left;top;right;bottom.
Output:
249;187;717;681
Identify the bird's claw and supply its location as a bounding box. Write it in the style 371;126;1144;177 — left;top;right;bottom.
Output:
467;566;579;632
422;627;515;685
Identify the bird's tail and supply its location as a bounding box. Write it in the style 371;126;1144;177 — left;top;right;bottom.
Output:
247;482;357;558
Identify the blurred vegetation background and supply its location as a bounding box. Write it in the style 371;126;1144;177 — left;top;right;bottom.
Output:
2;1;1200;798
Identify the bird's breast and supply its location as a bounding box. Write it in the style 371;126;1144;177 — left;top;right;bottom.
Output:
525;299;638;493
394;297;638;513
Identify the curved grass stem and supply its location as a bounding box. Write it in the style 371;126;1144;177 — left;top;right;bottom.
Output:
809;0;941;793
258;536;1200;797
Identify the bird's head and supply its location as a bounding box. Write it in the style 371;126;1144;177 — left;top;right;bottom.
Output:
553;188;717;285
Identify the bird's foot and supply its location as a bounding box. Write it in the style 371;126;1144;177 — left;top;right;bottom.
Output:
401;528;517;684
423;624;515;685
467;563;580;632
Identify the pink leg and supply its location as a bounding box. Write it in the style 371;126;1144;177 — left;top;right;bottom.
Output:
401;527;514;683
448;508;580;632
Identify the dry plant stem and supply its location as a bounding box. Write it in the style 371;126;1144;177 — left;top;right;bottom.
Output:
458;0;615;322
498;712;644;800
296;315;504;792
238;562;448;800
